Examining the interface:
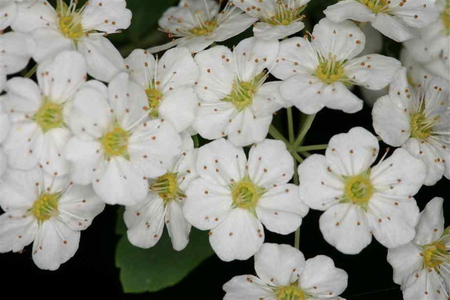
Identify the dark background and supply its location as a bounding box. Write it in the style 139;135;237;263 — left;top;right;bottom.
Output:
2;0;448;299
1;104;449;300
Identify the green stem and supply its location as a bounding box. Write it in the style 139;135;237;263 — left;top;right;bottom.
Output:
25;64;38;78
297;144;328;152
292;114;316;149
300;151;312;158
294;228;300;249
287;107;295;143
291;151;304;164
269;125;288;144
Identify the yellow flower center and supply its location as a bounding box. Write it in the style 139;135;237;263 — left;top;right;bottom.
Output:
100;127;130;160
31;192;61;221
151;173;186;202
442;3;450;35
315;56;346;84
410;112;433;140
222;72;266;111
359;0;390;14
190;17;218;36
57;0;85;40
230;177;265;210
265;2;307;26
423;242;448;268
276;285;306;300
145;87;164;118
32;99;65;132
342;171;374;210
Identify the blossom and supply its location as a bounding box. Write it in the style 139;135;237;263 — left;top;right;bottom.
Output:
0;31;35;92
184;138;309;261
387;197;450;299
231;0;310;40
223;243;348;300
324;0;440;42
2;51;87;176
298;127;426;254
271;18;401;115
0;0;25;31
192;37;286;147
403;0;450;81
11;0;131;82
124;133;198;251
0;168;105;270
64;72;182;206
148;0;257;54
0;103;10;177
124;47;198;133
373;68;450;186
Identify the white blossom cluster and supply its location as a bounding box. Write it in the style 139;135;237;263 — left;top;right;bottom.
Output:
0;0;448;299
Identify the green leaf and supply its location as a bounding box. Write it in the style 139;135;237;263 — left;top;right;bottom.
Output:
115;228;214;293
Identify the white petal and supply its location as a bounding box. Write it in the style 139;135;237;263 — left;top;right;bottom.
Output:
247;139;294;188
210;208;264;261
251;81;286;117
77;36;125;82
279;75;326;114
64;137;103;185
414;197;445;245
40;128;71;176
81;0;131;33
256;184;308;235
213;10;256;43
403;268;447;300
0;1;17;31
157;47;198;93
107;72;148;130
158;87;197;133
32;219;80;271
11;0;58;33
0;148;6;178
0;211;37;253
124;49;156;88
367;193;419;248
223;275;275;300
0;31;35;75
0;168;42;211
233;37;279;82
227;109;272;147
371;13;415;42
324;0;374;23
298;155;344;211
128;119;182;179
300;255;348;298
319;203;372;254
322;82;364;114
196;138;246;186
184;178;233;230
193;101;236;140
326;127;379;177
31;28;74;63
3;77;42;121
371;148;426;196
37;51;87;102
392;0;440;29
58;185;105;231
253;21;305;41
254;243;306;286
124;195;165;249
372;95;411;147
387;242;423;286
94;157;148;206
312;18;365;61
344;54;401;90
166;200;191;251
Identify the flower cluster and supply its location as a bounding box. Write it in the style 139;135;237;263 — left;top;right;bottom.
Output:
0;0;448;299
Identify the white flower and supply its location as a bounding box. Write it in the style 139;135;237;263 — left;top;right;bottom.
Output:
0;103;10;177
324;0;440;42
148;0;257;54
231;0;310;40
403;0;450;80
124;47;199;133
0;168;105;270
298;127;426;254
124;132;198;251
2;51;87;176
11;0;131;82
223;243;348;300
387;197;450;300
0;0;26;31
400;48;438;88
192;37;286;147
271;18;401;115
184;139;309;262
373;68;450;186
0;31;35;92
64;72;182;206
